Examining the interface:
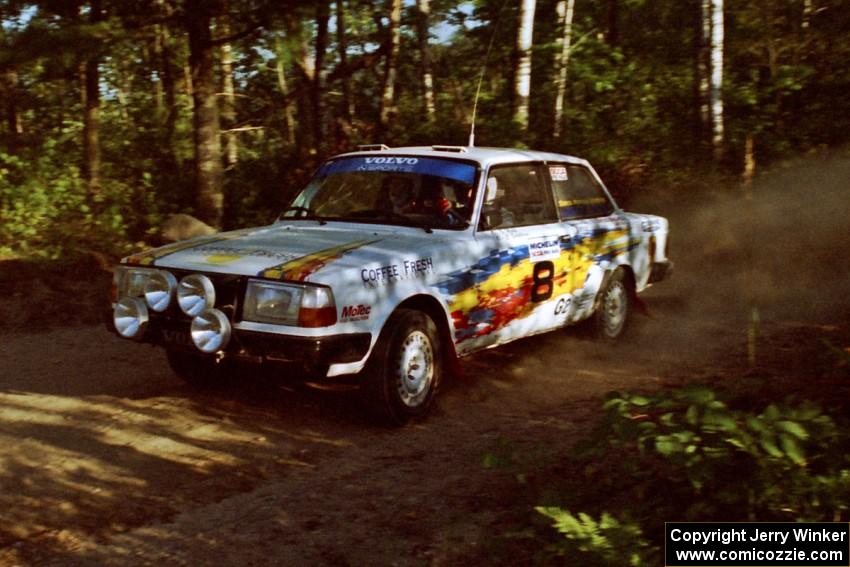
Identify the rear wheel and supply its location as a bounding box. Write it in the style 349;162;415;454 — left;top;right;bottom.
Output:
361;309;442;426
593;269;631;339
165;349;226;387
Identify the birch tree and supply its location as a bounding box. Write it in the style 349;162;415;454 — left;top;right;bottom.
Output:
379;0;402;131
220;13;238;167
699;0;724;160
710;0;724;160
552;0;575;139
415;0;436;122
514;0;536;131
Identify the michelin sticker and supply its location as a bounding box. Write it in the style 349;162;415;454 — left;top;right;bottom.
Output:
528;237;560;263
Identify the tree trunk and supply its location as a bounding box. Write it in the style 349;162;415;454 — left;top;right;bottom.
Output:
553;0;575;139
379;0;402;131
710;0;724;161
220;14;238;167
415;0;436;122
292;18;316;156
1;67;22;153
314;0;330;153
155;17;178;167
275;36;296;145
81;0;103;198
698;0;711;137
606;0;618;46
0;22;22;153
514;0;536;131
802;0;813;29
187;6;223;229
336;0;354;124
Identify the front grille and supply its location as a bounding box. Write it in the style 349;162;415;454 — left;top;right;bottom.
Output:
152;269;244;324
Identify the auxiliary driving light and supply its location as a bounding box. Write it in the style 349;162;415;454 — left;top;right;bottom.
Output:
190;308;231;353
177;274;216;317
113;297;149;339
143;270;177;312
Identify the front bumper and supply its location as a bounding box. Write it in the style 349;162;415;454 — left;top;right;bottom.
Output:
105;308;371;376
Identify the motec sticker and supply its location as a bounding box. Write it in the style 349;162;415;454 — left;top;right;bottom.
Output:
340;304;371;322
528;237;561;263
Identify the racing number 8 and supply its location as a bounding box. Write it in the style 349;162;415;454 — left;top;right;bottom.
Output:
532;261;555;302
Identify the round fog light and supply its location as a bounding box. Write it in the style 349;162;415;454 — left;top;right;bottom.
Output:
113;297;149;339
178;274;216;317
190;308;231;353
144;270;177;312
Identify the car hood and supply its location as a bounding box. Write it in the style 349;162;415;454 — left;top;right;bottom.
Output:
122;222;441;282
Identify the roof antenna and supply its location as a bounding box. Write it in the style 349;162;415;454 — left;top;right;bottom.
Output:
468;0;510;148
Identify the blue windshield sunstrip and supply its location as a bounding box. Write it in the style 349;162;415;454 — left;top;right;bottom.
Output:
317;157;477;185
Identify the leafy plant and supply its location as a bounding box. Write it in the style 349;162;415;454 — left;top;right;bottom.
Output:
535;508;658;566
537;385;850;563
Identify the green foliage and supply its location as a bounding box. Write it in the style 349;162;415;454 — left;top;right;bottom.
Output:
535;508;657;566
1;0;849;257
594;386;850;520
536;385;850;563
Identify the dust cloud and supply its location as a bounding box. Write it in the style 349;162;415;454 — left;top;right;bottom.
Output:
662;146;850;326
500;147;850;377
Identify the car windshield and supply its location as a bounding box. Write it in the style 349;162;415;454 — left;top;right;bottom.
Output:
281;155;479;230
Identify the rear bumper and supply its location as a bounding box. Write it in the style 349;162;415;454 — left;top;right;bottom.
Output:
648;260;673;284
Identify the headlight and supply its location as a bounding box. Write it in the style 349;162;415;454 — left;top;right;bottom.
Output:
243;280;337;327
177;274;216;317
115;267;161;300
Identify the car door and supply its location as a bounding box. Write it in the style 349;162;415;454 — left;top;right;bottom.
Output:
456;162;569;349
546;162;629;324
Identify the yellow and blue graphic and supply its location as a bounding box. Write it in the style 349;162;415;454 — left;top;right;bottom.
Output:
123;228;257;266
435;226;640;343
259;239;381;281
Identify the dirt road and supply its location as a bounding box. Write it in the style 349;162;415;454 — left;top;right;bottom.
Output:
1;150;848;566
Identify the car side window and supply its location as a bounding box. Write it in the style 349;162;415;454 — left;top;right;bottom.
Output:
549;165;615;220
478;164;558;230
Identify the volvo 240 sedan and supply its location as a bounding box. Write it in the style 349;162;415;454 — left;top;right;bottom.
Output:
110;145;672;424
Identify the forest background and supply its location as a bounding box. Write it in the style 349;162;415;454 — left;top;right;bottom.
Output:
0;0;848;258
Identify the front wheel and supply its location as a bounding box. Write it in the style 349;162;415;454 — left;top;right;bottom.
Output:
361;309;442;426
592;269;632;339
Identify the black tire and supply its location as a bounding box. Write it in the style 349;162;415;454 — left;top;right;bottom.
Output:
165;349;227;387
361;309;442;426
592;269;632;340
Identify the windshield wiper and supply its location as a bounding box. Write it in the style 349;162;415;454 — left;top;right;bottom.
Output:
278;206;328;225
348;209;433;233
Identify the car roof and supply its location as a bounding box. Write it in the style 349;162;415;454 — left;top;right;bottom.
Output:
333;145;590;168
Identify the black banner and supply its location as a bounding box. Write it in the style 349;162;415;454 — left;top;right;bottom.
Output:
665;522;850;566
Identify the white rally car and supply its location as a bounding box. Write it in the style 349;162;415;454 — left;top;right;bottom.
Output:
110;145;672;424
